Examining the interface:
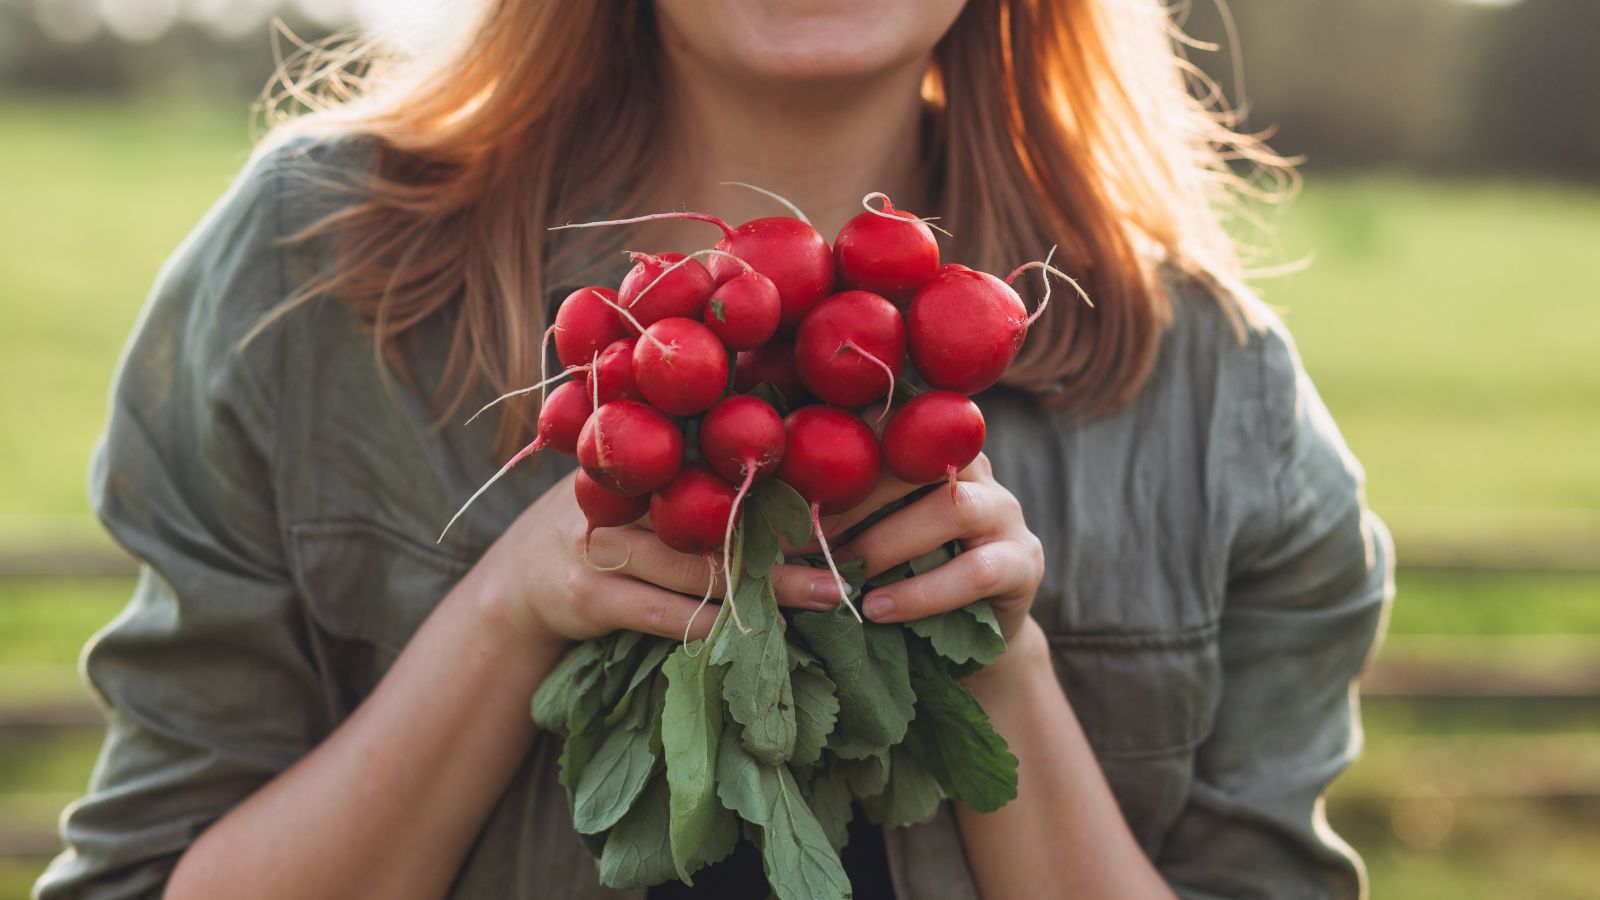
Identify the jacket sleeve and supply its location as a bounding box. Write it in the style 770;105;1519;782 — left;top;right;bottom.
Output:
35;143;329;899
1156;318;1394;899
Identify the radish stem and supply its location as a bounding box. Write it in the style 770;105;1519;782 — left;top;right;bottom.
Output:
722;463;757;635
721;181;810;224
588;286;673;354
812;502;863;622
691;248;755;276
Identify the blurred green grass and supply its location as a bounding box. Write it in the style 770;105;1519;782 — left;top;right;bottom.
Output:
0;94;255;538
1;93;1597;898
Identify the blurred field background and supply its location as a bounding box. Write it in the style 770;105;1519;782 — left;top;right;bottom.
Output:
1;0;1597;897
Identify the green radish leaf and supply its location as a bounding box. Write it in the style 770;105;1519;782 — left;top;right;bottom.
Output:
607;629;645;667
964;600;1004;640
605;638;674;727
694;802;741;875
761;766;852;900
715;725;769;825
600;630;653;707
801;768;853;852
709;577;765;666
531;640;605;732
750;478;814;548
555;655;610;809
661;644;726;883
907;542;956;575
715;578;797;765
744;380;790;416
861;743;944;828
792;608;915;759
790;664;839;767
598;773;676;889
573;701;662;834
904;642;1019;812
647;669;669;758
904;601;1006;667
892;377;925;405
714;732;850;900
835;557;867;595
786;642;821;671
710;298;727;323
834;748;890;798
743;519;783;580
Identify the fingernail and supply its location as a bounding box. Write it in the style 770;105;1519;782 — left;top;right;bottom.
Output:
809;576;841;608
863;593;895;621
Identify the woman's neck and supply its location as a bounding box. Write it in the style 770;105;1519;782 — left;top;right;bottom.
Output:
638;48;934;251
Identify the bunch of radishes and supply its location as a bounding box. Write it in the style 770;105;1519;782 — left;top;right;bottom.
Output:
442;188;1085;621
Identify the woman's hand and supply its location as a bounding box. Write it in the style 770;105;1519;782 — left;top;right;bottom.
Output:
771;453;1045;643
473;469;840;654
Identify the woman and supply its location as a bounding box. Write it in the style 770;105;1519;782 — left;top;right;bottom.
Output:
38;1;1391;898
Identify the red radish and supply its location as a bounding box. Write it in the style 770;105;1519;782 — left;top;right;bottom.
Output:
575;468;649;530
649;465;740;556
552;209;834;333
881;391;985;500
699;395;785;603
574;468;649;567
699;396;785;485
705;271;781;351
793;290;905;415
907;249;1091;395
777;406;881;516
592;338;642;405
906;269;1027;395
578;400;684;496
553;287;628;369
618;252;715;328
709;218;834;331
937;263;971;274
834;193;940;304
776;406;883;620
538;380;594;455
733;338;810;406
630;318;730;416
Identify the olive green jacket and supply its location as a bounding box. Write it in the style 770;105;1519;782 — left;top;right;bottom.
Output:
37;139;1392;899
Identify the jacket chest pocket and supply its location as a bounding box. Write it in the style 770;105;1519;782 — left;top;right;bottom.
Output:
1047;624;1221;852
290;520;474;716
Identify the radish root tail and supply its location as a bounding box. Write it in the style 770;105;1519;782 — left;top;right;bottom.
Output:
861;192;953;237
682;553;724;654
466;364;587;425
438;437;544;542
721;181;810;225
1004;245;1094;327
549;210;736;241
812;503;863;622
947;465;960;504
839;340;898;425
